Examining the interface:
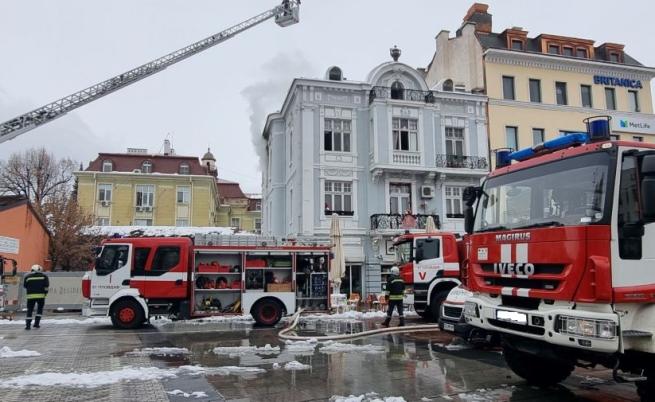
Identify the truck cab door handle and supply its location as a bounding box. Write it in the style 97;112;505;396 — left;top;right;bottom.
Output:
175;279;183;285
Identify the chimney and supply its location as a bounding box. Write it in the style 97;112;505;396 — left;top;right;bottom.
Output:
463;3;492;34
163;139;171;156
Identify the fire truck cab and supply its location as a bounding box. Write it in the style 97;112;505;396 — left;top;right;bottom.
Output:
393;232;461;320
82;236;331;329
462;117;655;400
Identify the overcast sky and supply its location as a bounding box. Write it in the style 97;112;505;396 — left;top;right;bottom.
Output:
1;0;654;193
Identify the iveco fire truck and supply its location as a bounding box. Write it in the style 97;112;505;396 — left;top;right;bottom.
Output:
82;235;331;329
393;232;462;320
461;117;655;400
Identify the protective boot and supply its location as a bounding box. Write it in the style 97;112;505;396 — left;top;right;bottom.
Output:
398;316;405;327
382;317;391;328
25;319;31;330
34;316;41;329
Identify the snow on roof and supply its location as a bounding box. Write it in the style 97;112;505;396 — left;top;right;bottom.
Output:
85;226;234;237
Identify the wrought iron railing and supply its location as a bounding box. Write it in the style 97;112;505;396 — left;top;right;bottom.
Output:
370;214;440;230
435;154;489;170
369;86;436;104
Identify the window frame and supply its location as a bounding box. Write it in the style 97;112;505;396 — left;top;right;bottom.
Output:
605;87;616;110
135;184;155;207
133;218;153;226
633;136;644;143
96;217;110;226
98;183;112;203
532;128;545;146
324;180;353;214
445;186;464;219
392;117;419;152
505;126;519;150
562;46;574;57
502;76;516;100
141;160;153;174
324;118;352;153
230;217;241;229
628;90;640;112
576;48;588;58
175;218;189;227
548;44;560;55
176;185;190;204
529;79;541;103
445;127;465;157
511;39;524;50
555;81;568;105
390;81;404;100
150;246;181;275
179;163;190;175
102;160;113;172
580;85;593;108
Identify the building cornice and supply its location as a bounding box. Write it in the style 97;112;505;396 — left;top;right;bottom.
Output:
489;98;655;118
74;171;216;181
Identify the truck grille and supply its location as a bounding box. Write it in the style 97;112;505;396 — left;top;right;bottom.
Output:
479;264;565;290
488;319;545;336
481;264;565;275
442;305;463;319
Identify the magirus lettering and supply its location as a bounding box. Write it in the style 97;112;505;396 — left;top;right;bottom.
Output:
495;232;531;242
493;262;535;276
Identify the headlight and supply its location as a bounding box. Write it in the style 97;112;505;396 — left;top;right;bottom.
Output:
557;316;616;339
464;301;479;318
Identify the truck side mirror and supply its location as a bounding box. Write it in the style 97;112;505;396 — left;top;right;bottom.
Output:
641;154;655;222
462;186;480;207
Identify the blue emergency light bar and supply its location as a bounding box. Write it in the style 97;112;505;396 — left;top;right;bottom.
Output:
495;116;611;168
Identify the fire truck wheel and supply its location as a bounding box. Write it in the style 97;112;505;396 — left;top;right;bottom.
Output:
110;299;145;329
252;299;283;326
429;290;449;321
636;370;654;402
502;344;573;387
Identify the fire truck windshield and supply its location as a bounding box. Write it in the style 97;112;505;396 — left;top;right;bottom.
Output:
474;152;611;232
396;241;412;264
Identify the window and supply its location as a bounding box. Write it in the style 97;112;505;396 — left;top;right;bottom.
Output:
576;48;588;58
445;186;463;218
445;127;465;157
324;119;352;152
325;181;353;214
175;219;188;227
529;79;541;103
610;53;620;63
179;163;190;175
141;161;152;174
548;44;560;54
289;130;293;162
618;155;641;259
254;218;262;234
133;219;152;226
96;217;110;226
580;85;593;108
135;184;154;207
511;40;523;50
605;87;616;110
98;184;112;202
532;128;545;145
151;246;180;274
562;47;573;57
610;134;620;141
389;183;411;214
254;200;261;211
555;82;568;105
176;186;190;204
502;76;515;100
442;79;453;92
95;245;129;276
231;217;241;229
328;67;342;81
633;136;644;142
415;238;440;261
506;126;519;150
390;81;404;100
102;160;113;172
132;247;150;276
392;118;418;151
629;90;640;112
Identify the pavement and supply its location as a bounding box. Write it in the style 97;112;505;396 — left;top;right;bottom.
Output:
0;313;642;402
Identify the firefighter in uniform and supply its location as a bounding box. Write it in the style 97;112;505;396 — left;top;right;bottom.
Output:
382;266;405;327
23;264;49;330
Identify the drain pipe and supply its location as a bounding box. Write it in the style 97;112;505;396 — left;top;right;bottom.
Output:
278;310;441;341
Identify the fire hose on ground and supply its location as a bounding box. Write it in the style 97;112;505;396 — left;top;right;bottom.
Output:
278;309;442;341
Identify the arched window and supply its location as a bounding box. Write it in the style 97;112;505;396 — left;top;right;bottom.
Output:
141;160;152;174
390;81;404;100
179;163;190;175
328;67;342;81
443;79;454;92
102;160;113;172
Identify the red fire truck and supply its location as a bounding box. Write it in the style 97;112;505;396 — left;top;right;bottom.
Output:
461;117;655;400
393;232;462;320
82;236;331;329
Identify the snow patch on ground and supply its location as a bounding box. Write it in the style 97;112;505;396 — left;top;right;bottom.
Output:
329;393;406;402
126;347;190;356
212;344;280;357
0;317;111;326
272;363;281;369
0;346;41;358
283;360;311;371
284;338;318;354
456;385;516;401
167;389;208;398
151;315;254;327
434;339;473;351
319;341;385;354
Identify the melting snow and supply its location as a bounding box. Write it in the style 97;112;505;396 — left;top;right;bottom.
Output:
329;393;406;402
0;317;111;326
456;385;515;401
284;338;318;354
0;347;41;358
283;360;311;371
167;389;208;398
127;347;190;356
302;310;418;321
319;341;385;354
85;225;233;237
212;344;280;357
272;363;281;369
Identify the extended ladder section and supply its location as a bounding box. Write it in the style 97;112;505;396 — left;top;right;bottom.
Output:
0;1;300;144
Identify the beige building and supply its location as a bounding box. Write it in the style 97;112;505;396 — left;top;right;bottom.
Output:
425;3;655;164
216;179;261;233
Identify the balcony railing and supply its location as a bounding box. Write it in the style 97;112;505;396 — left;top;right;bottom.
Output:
435;154;489;170
369;86;436;104
392;151;421;166
370;214;441;231
325;210;354;216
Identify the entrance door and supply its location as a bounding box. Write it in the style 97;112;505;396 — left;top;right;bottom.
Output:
390;183;412;214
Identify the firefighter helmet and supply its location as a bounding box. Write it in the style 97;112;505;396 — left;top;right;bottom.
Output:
31;264;43;272
390;266;400;276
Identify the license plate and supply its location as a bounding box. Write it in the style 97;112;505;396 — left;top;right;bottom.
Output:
496;310;527;325
443;323;455;331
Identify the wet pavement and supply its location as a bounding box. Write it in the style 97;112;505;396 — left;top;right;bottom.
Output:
0;314;641;401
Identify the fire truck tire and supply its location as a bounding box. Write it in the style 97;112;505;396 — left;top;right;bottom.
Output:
110;299;145;329
502;344;573;387
636;370;654;402
429;290;449;321
252;299;283;326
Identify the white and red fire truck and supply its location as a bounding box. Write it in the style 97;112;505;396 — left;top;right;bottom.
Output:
393;232;462;320
461;117;655;400
82;235;331;329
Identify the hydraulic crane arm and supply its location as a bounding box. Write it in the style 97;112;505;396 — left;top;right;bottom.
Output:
0;1;299;144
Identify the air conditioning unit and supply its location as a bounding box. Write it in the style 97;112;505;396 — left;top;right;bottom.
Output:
100;200;110;207
135;206;143;212
421;186;435;199
132;169;142;173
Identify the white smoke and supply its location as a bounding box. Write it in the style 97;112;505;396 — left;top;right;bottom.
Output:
241;51;315;169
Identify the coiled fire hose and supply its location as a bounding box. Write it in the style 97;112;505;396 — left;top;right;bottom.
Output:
278;309;441;341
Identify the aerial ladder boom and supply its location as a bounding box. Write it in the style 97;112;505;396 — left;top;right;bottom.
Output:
0;1;299;144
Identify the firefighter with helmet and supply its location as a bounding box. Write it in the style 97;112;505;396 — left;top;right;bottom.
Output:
382;266;405;327
23;264;49;330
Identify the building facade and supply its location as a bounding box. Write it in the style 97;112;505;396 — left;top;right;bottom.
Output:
0;196;50;272
216;179;262;233
76;143;220;227
262;52;488;297
425;3;655;163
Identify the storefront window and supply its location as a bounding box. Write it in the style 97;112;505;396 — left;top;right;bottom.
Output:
340;265;362;297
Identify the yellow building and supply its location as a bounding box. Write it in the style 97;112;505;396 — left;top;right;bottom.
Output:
425;3;655;164
76;145;220;227
216;179;262;233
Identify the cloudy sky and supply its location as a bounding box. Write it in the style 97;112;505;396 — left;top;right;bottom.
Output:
1;0;653;193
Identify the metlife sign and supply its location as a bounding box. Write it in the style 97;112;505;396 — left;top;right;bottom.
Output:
612;115;655;134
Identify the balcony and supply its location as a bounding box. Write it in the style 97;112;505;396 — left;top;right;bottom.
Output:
370;214;440;231
392;151;421;166
369;86;435;104
435;154;489;170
